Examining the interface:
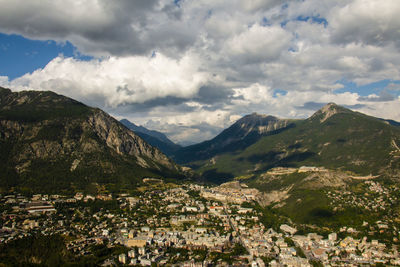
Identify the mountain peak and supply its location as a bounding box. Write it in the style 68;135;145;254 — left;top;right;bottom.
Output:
324;102;338;108
311;102;349;123
0;89;182;192
238;112;278;123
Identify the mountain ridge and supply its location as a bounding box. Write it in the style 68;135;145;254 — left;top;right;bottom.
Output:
120;119;180;156
173;112;296;164
0;87;183;193
172;103;400;183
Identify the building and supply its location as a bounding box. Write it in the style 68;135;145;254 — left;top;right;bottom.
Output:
118;254;127;264
25;202;56;214
328;232;337;242
280;224;297;235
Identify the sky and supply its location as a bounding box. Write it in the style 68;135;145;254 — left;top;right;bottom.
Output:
0;0;399;145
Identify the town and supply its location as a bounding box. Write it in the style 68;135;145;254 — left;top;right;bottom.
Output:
1;179;400;266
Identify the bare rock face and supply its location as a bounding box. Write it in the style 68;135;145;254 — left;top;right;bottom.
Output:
0;87;180;184
86;110;176;169
258;185;293;206
236;113;292;137
310;102;348;123
319;103;340;122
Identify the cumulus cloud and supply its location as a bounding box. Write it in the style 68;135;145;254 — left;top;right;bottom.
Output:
329;0;400;48
1;0;400;143
0;76;9;86
232;83;274;104
0;0;196;57
8;53;211;108
358;90;396;102
224;24;292;64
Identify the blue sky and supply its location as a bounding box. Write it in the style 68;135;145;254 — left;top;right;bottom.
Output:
1;32;397;100
336;80;400;97
0;0;399;143
0;33;90;80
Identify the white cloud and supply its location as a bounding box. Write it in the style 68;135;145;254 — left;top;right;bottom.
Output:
0;0;195;57
0;76;9;86
356;100;400;121
224;24;292;64
329;0;400;48
1;0;400;144
233;83;274;104
8;53;211;108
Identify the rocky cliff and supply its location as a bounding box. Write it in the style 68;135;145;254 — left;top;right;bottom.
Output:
0;87;182;192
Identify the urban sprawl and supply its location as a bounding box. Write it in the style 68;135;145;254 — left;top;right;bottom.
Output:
1;179;400;266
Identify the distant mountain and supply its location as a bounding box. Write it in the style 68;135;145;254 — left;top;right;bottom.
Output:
0;87;183;193
380;118;400;127
173;113;296;164
120;119;180;156
174;103;400;183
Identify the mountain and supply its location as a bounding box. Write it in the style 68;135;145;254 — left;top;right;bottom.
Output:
174;103;400;183
0;87;183;193
120;119;180;156
380;118;400;127
173;113;296;164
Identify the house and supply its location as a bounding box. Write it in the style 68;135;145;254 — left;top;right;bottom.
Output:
183;206;198;212
280;224;297;235
128;250;136;258
195;228;207;234
328;232;337;242
118;254;127;264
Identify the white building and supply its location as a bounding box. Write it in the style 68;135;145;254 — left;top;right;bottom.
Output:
118;254;127;264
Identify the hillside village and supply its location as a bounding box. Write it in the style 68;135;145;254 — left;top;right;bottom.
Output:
2;0;400;265
1;176;400;266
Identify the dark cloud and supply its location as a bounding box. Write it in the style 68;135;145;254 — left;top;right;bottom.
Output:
0;0;196;56
1;0;400;144
297;101;367;111
162;3;183;20
194;85;234;104
111;96;194;113
329;1;400;49
358;90;396;102
342;104;366;109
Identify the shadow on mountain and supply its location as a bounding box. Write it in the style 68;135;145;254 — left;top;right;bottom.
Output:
288;143;302;149
309;207;334;218
201;169;234;184
336;138;346;143
278;151;316;165
246;151;284;164
173;123;296;164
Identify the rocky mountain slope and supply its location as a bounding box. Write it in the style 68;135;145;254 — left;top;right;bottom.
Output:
175;103;400;183
173;113;296;164
120;119;181;157
0;87;182;193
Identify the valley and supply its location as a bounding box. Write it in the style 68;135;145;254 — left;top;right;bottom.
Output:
2;179;400;266
1;87;400;266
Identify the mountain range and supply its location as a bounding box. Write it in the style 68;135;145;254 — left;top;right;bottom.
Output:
0;87;183;193
1;86;400;194
172;103;400;183
120;119;180;157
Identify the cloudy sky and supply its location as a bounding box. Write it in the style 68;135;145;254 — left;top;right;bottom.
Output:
0;0;399;145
